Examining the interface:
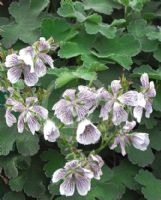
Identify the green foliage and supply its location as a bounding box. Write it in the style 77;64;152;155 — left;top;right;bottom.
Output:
1;0;161;199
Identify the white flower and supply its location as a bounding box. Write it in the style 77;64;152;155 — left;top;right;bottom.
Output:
52;160;93;196
130;133;149;151
110;121;136;156
5;54;38;86
88;154;104;180
76;119;101;145
6;97;48;134
43;119;60;142
133;73;156;123
52;87;97;125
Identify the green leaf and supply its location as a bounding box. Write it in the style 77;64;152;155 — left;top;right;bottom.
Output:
16;133;40;156
152;152;161;179
3;192;25;200
41;149;65;177
154;45;161;62
57;1;86;22
0;0;49;48
127;146;155;167
153;83;161;111
135;170;161;200
83;0;118;15
93;34;141;69
133;65;161;80
112;160;139;190
41;18;78;43
0;154;30;178
149;130;161;151
84;14;116;39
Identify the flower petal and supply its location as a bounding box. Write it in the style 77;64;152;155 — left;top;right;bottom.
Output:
131;132;149;151
145;101;152;118
5;54;19;68
123;121;136;132
118;91;139;106
43;119;60;142
99;100;113;121
5;110;17;127
7;67;22;84
52;169;66;183
26;113;40;134
32;105;48;119
76;119;101;145
19;46;34;72
40;54;54;68
112;102;128;125
111;80;121;94
35;58;47;77
140;73;149;89
17;112;25;133
133;106;143;123
147;81;156;97
60;176;75;196
52;99;73;125
75;175;91;196
62;89;76;100
23;67;38;86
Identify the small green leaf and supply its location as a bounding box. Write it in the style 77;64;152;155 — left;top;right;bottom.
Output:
3;192;25;200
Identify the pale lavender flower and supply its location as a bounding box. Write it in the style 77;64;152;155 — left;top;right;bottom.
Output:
43;119;60;142
19;37;54;77
133;73;156;123
5;109;17;127
76;119;101;145
52;87;97;125
52;160;93;196
110;121;136;156
110;121;149;155
5;54;38;86
130;133;149;151
99;80;129;125
6;97;48;134
88;154;104;180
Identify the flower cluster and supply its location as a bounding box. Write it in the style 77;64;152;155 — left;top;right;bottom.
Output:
2;38;156;197
52;154;104;196
5;37;54;86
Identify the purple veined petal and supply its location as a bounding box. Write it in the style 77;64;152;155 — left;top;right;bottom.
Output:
111;80;121;95
35;58;47;77
96;87;113;101
110;137;119;150
145;101;152;118
137;92;146;108
5;54;19;68
40;54;54;68
7;67;22;84
75;105;89;121
123;121;136;132
99;100;113;121
52;168;66;183
119;137;127;156
13;102;25;112
76;119;101;145
43;119;60;142
112;102;128;126
5;110;17;127
131;132;149;151
118;91;139;107
31;105;48;119
78;86;97;105
19;46;34;72
147;81;156;97
133;106;143;123
75;174;91;196
26;112;40;135
52;99;73;125
60;176;75;196
83;168;94;179
17;112;25;133
62;89;76;100
38;37;50;51
65;160;79;170
25;97;38;106
23;66;38;86
140;73;149;89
